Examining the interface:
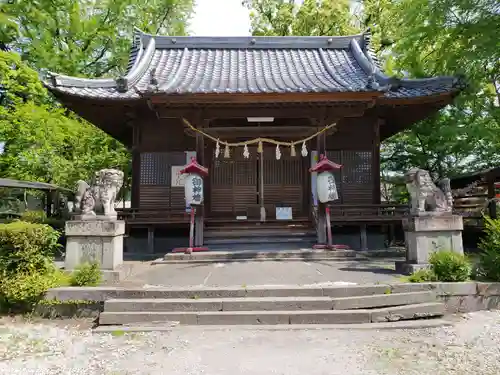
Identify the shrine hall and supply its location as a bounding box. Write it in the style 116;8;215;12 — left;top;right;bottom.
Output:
44;29;463;251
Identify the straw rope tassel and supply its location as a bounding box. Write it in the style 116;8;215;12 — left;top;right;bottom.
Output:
180;118;336;158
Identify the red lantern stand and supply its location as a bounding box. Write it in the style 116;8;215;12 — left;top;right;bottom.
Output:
172;157;210;254
309;155;350;250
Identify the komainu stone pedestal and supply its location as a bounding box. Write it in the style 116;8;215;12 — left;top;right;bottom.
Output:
395;215;464;275
65;220;125;282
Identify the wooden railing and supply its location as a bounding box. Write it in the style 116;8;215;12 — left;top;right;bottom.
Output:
328;203;410;222
116;208;190;225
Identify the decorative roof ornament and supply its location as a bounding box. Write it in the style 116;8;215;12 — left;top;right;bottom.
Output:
146;68;159;92
46;72;59;87
115;77;128;93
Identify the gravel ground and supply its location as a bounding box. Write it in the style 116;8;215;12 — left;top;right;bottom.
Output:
1;311;500;375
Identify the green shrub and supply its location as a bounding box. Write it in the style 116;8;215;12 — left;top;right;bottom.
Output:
70;262;102;286
429;251;471;282
0;221;61;275
20;210;66;230
476;216;500;281
0;221;66;312
0;265;69;312
20;210;47;223
407;268;438;283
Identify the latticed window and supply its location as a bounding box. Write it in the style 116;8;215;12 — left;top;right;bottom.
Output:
140;153;170;185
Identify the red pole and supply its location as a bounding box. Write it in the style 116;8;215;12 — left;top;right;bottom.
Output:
325;206;333;247
186;206;196;254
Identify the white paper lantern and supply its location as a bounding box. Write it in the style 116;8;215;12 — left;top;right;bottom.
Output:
317;171;339;203
184;173;204;205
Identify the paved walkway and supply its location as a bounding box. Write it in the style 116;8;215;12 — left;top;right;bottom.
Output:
118;258;403;287
2;311;500;374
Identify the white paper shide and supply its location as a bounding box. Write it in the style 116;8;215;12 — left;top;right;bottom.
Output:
317;171;339;203
184;173;204;205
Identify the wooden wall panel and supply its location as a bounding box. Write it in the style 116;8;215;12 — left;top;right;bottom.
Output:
326;150;374;205
326;117;376;150
138;151;188;212
139;118;196;152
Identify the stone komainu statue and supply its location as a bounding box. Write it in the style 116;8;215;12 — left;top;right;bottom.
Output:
74;169;124;219
405;168;453;215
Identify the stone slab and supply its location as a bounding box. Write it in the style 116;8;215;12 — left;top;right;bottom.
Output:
245;285;323;297
322;284;391;298
403;215;463;232
93;319;454;333
221;297;333;311
197;311;290;325
289;310;371;324
331;291;436;310
99;311;198;325
104;298;223;312
65;220;125;236
370;302;445;323
389;282;479;296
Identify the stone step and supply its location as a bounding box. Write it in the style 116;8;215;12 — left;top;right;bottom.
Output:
99;303;445;326
93;319;455;333
49;283;429;302
163;249;356;261
103;292;436;313
204;228;316;239
204;236;315;246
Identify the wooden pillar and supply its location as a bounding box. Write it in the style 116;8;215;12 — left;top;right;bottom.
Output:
147;226;155;253
316;130;327;244
131;124;141;209
360;224;368;251
373;119;381;204
195;132;205;246
486;173;497;219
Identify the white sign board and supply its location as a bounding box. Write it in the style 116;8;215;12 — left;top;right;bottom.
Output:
171;166;186;187
276;207;293;220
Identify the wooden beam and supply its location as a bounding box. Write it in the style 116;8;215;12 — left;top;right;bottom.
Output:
153;102;373;120
149;92;381;105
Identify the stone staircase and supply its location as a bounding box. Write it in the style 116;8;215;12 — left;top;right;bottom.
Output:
203;221;317;251
98;284;445;326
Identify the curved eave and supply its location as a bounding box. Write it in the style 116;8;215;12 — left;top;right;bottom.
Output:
349;38;462;100
43;36;156;98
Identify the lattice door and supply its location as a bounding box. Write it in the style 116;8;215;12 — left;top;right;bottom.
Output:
210;149;257;217
261;147;305;218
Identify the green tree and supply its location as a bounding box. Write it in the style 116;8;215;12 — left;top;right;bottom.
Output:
380;0;500;179
0;0;194;189
246;0;500;181
2;0;194;77
243;0;358;36
0;50;129;188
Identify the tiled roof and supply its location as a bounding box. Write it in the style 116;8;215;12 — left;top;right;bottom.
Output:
44;29;461;101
